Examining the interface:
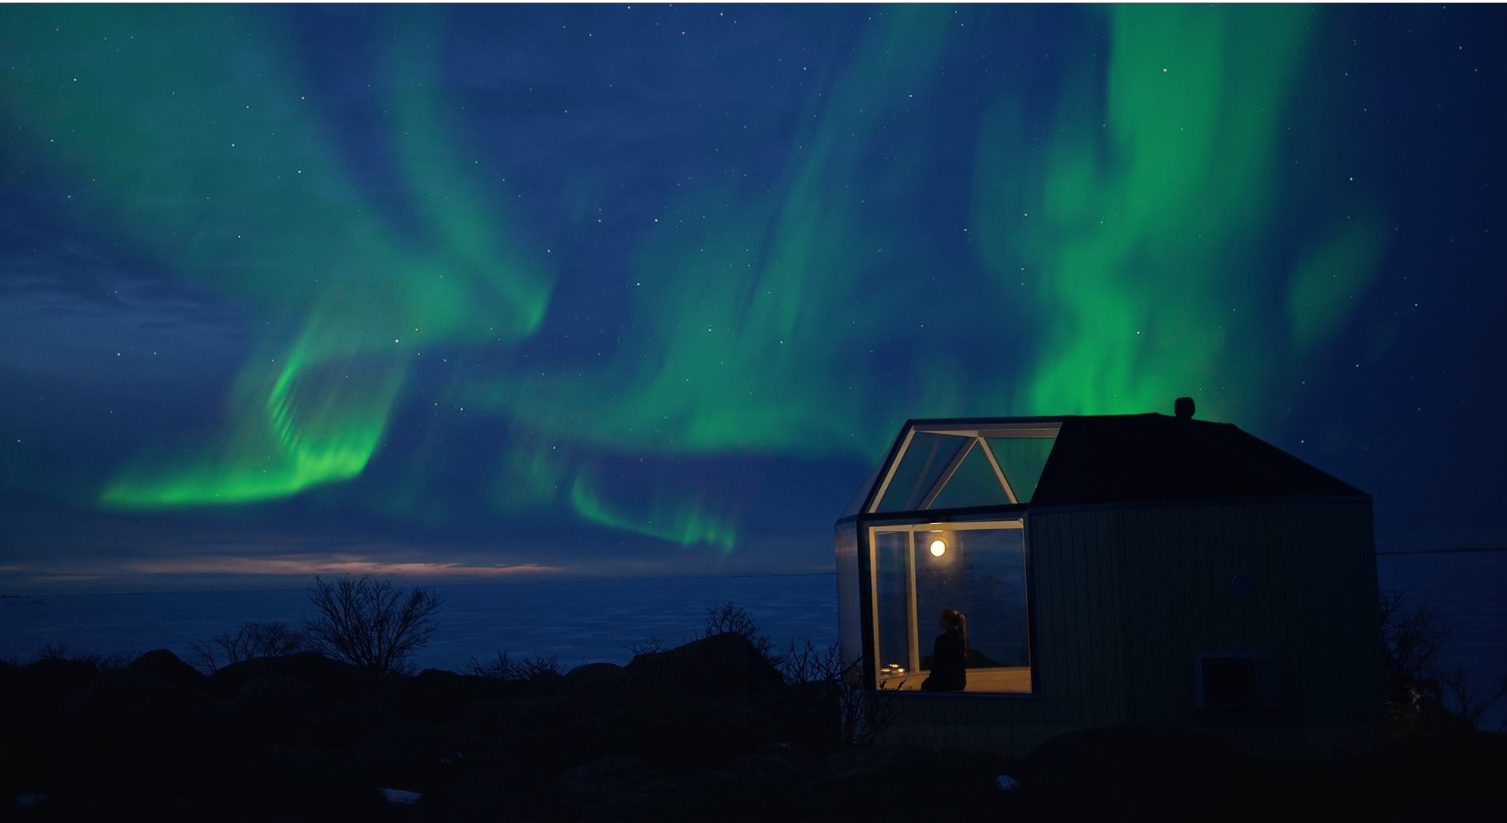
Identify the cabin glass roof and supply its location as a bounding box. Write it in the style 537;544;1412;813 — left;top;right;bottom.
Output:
873;432;972;512
988;437;1055;504
928;441;1009;510
846;419;1063;516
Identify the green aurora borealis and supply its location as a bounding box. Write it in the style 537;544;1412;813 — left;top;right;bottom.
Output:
2;3;1503;578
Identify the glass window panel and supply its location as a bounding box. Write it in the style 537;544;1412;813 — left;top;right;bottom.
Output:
840;452;887;519
872;530;913;680
869;522;1032;693
835;525;862;675
928;441;1009;510
914;527;1030;672
876;433;971;512
987;437;1056;503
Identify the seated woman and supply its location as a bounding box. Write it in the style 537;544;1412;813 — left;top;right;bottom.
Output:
920;608;967;692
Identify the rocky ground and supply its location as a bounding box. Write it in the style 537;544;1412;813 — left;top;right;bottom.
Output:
2;633;1503;822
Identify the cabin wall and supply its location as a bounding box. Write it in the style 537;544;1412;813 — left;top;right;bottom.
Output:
1290;500;1385;747
1107;499;1382;751
879;499;1383;756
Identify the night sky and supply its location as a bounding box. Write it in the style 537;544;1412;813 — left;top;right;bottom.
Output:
2;4;1504;591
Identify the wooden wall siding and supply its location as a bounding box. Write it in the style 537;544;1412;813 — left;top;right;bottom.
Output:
1291;501;1385;741
1104;500;1382;734
875;498;1383;757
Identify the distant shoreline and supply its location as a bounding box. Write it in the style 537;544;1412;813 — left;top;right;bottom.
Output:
1375;546;1507;556
0;568;840;600
9;550;1507;598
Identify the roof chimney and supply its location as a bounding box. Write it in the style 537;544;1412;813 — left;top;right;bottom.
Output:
1174;397;1195;420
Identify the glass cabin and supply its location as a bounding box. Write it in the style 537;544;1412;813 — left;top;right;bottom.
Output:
835;418;1061;694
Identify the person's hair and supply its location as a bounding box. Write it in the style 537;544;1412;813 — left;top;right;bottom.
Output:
941;608;968;659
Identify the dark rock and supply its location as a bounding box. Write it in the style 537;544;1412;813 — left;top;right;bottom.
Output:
560;697;783;773
355;719;461;787
128;649;206;692
88;667;207;717
176;698;247;748
425;770;536;823
239;673;315;711
409;668;512;702
461;694;581;738
727;745;817;787
234;672;373;748
562;661;632;702
821;743;922;781
210;651;362;699
15;658;98;696
525;668;565;694
10;669;237;817
390;669;513;725
769;680;843;749
559;754;661;805
228;745;389;821
625;633;783;703
801;745;1004;821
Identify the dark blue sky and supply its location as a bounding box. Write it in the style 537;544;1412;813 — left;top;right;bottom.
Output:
1;4;1504;591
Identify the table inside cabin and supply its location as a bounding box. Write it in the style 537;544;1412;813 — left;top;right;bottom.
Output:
879;666;1031;693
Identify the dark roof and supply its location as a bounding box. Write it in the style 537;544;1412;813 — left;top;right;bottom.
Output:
1030;414;1367;506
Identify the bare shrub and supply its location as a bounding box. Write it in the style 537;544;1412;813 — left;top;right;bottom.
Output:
778;638;847;685
1379;587;1505;733
31;642;133;669
465;651;515;680
1380;588;1452;682
305;575;442;677
704;601;776;663
34;641;74;662
95;650;136;670
846;678;905;748
777;638;902;748
625;635;666;656
190;621;309;673
700;610;902;748
517;654;562;680
465;651;562;682
1440;662;1507;733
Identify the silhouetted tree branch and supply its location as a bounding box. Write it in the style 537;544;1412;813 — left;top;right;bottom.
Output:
624;635;667;656
190;621;308;673
704;602;776;664
304;576;441;677
1380;588;1452;683
465;651;562;682
777;638;900;748
1378;587;1505;733
31;642;134;669
1440;662;1507;733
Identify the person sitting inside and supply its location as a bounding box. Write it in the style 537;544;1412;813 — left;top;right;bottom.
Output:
920;608;967;692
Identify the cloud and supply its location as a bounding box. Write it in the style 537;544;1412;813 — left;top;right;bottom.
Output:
123;555;564;578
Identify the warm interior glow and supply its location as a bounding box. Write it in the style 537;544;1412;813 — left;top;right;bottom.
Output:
929;538;946;557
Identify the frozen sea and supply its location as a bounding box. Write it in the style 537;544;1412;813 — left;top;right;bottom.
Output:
2;553;1503;728
0;573;841;671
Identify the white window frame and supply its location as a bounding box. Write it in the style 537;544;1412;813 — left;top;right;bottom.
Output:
867;519;1027;683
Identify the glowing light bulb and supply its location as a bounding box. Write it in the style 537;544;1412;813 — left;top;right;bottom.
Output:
930;538;946;557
